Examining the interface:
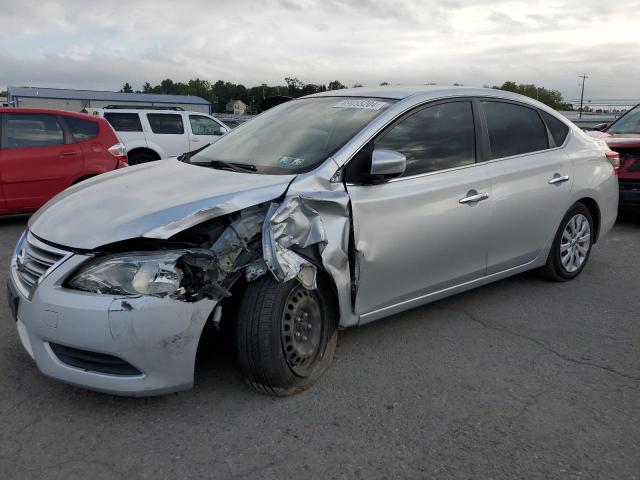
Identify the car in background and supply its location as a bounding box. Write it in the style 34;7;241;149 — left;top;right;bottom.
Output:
0;108;127;215
586;103;640;205
88;106;229;165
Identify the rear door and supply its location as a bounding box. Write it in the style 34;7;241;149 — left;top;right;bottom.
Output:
187;114;226;151
103;112;145;149
0;112;83;211
481;100;573;273
144;113;189;157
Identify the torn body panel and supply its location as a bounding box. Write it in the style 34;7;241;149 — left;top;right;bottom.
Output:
263;159;359;328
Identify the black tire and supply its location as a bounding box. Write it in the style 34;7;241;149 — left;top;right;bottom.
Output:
128;152;158;165
235;274;338;396
543;202;594;281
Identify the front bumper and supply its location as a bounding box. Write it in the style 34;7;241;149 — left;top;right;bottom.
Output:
8;253;216;396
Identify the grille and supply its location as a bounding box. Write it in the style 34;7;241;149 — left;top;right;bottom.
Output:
49;343;143;376
13;233;69;299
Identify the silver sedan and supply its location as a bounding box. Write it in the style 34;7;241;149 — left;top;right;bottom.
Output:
7;86;618;396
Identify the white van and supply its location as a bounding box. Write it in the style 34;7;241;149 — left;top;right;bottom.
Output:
88;106;229;164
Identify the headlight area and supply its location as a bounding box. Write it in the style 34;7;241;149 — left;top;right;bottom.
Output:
67;250;232;302
68;252;186;297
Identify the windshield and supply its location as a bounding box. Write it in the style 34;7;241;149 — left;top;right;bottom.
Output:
190;97;395;174
608;105;640;134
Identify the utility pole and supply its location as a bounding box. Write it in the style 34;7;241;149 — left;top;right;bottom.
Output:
579;74;588;119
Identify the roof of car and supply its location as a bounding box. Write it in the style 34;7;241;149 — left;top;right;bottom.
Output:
7;86;210;105
306;85;529;101
0;107;107;121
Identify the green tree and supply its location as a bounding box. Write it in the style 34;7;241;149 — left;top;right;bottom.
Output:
493;81;573;110
327;80;346;91
120;82;133;93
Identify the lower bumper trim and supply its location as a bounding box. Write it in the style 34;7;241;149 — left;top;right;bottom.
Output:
49;343;143;377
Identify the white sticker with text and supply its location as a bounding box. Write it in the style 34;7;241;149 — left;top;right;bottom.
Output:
333;100;388;110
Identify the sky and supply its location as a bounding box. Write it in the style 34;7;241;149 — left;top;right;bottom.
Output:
1;0;640;101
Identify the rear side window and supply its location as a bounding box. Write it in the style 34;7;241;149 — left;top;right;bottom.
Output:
65;116;99;141
482;101;548;159
147;114;184;134
375;101;476;177
5;113;65;148
540;111;570;147
104;113;143;132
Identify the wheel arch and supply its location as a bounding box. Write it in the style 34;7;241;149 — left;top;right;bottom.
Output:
127;147;161;162
575;197;601;243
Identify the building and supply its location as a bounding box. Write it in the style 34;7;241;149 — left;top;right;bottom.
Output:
0;96;7;107
6;86;212;113
225;99;248;115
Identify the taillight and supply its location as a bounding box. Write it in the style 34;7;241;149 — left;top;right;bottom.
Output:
108;143;128;166
605;150;620;175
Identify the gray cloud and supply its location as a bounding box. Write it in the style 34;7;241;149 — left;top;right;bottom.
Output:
0;0;639;99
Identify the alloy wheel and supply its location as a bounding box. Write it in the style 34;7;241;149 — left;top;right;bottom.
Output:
560;213;591;273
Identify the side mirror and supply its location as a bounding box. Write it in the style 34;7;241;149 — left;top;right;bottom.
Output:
592;123;610;132
217;127;229;135
370;149;406;181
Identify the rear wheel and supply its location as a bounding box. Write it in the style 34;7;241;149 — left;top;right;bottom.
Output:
235;275;337;396
543;203;594;281
128;151;158;165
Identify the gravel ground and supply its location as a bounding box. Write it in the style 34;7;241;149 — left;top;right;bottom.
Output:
0;209;638;480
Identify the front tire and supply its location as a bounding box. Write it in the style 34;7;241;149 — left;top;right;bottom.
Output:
543;203;594;281
235;274;337;396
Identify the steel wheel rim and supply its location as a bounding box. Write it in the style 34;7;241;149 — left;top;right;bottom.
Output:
560;213;591;273
281;284;324;377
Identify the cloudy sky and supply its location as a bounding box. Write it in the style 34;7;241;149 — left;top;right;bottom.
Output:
1;0;639;100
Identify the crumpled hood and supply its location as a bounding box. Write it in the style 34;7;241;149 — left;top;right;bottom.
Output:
29;160;295;250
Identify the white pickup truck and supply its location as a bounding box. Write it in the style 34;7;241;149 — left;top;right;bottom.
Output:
88;106;229;164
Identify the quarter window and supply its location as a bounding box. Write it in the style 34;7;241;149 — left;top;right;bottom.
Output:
540;111;570;147
104;113;143;132
482;101;548;158
5;114;65;148
375;101;476;177
147;114;184;134
189;115;221;135
66;116;99;141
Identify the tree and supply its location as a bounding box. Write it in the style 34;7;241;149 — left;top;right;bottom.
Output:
327;80;346;91
493;81;573;110
120;82;133;93
379;82;389;86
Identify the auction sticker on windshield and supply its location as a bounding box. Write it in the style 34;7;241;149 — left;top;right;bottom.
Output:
333;99;389;110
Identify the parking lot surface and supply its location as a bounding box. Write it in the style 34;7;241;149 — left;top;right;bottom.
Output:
1;211;639;480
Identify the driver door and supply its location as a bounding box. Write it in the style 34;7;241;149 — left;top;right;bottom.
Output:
346;100;492;318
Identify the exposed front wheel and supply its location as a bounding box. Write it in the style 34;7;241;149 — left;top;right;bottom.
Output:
235;274;337;396
543;203;594;281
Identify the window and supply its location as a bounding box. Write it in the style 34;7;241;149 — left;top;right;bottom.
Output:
607;105;640;134
104;113;143;132
540;111;569;147
5;114;65;148
189;115;221;135
482;101;548;159
374;101;476;177
66;116;99;141
147;114;184;134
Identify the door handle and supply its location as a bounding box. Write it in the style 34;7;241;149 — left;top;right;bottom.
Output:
59;151;79;157
459;191;489;204
191;137;200;142
548;174;570;185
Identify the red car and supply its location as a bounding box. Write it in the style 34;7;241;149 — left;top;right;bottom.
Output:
0;108;127;214
587;103;640;205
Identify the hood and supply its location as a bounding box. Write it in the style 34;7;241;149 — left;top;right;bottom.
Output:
586;130;640;148
29;160;295;250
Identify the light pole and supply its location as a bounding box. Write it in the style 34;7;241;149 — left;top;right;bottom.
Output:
579;74;588;119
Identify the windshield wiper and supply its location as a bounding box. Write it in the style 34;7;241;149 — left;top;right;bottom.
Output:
205;160;258;173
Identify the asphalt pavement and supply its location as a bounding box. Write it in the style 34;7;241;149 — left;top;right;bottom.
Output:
1;210;639;479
